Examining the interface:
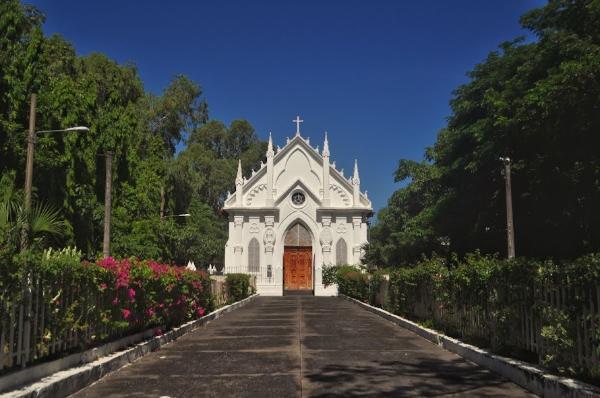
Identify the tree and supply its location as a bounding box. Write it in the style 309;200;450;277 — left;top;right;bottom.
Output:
367;0;600;266
0;1;253;265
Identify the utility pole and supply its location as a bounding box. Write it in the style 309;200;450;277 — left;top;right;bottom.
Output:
500;157;515;259
21;94;37;250
160;186;165;219
103;151;113;258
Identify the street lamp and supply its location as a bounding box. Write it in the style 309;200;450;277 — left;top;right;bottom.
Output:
162;213;191;219
35;126;89;135
22;93;89;250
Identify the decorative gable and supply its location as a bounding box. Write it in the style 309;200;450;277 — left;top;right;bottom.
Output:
223;118;372;212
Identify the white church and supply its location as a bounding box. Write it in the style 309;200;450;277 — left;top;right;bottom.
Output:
223;116;373;296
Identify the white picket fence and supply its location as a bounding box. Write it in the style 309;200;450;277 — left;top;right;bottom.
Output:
0;272;241;373
221;265;283;287
377;280;600;372
0;273;111;372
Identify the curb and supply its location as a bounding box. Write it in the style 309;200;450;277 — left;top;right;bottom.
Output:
340;295;600;398
2;294;258;398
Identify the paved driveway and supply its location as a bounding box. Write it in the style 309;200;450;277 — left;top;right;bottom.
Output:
71;297;536;397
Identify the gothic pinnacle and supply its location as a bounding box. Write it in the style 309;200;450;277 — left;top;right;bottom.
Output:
268;131;273;151
323;131;330;157
236;159;243;185
353;159;360;185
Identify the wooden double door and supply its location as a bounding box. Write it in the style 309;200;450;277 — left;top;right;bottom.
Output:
283;246;313;291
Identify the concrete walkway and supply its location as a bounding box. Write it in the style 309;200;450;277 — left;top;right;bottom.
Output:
71;297;536;397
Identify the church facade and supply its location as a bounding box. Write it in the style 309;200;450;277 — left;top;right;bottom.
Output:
223;117;373;296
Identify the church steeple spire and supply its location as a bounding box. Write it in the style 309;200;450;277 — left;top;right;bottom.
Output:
353;159;360;184
235;159;244;206
322;131;330;157
267;131;274;155
236;159;243;183
352;159;361;207
266;132;274;206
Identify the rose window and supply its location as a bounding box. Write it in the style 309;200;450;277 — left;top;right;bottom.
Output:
291;192;306;206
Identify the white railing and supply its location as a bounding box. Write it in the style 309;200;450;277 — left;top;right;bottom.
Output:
221;265;283;287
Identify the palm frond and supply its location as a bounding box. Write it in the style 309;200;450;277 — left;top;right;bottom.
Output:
28;203;65;237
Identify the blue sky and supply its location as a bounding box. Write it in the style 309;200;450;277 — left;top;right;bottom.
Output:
31;0;545;214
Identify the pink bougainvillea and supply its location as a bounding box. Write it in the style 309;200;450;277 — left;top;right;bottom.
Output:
95;257;211;331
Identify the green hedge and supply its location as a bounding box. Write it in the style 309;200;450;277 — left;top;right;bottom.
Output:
225;273;252;302
322;264;369;301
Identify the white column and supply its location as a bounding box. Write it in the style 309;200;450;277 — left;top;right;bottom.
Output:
266;133;274;206
234;215;244;269
263;215;275;279
322;133;330;206
352;216;362;264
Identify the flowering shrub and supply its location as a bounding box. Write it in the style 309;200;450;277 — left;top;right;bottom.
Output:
1;250;213;364
94;257;213;331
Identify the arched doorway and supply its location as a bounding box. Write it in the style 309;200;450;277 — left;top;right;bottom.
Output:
283;222;313;293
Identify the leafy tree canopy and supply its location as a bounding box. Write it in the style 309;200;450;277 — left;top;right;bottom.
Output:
366;0;600;266
0;0;266;265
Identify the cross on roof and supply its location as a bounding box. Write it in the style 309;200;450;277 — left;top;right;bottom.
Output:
293;115;303;136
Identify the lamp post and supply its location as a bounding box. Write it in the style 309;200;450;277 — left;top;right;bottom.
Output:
161;213;191;219
21;93;89;250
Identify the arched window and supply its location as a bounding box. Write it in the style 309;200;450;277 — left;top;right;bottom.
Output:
284;223;311;247
336;238;348;265
248;238;260;272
